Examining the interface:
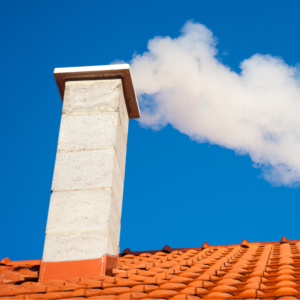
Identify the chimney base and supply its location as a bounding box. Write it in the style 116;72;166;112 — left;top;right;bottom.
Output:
38;255;118;282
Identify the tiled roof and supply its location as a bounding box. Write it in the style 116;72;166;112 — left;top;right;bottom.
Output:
1;239;300;299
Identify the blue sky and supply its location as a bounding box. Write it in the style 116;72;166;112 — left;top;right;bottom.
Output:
1;0;299;261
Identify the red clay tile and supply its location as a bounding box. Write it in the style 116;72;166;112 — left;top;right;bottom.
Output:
116;292;148;299
211;285;237;292
223;272;244;279
277;269;295;275
2;240;300;299
203;292;233;299
87;296;116;299
162;245;172;253
277;274;296;281
180;287;207;295
236;289;257;298
281;237;289;244
101;287;132;295
275;287;298;296
241;239;250;248
169;277;193;284
187;281;204;288
201;242;210;249
170;295;189;300
218;279;241;285
276;281;297;287
148;289;179;298
276;297;299;300
179;272;200;278
114;279;141;287
160;283;187;290
144;285;160;292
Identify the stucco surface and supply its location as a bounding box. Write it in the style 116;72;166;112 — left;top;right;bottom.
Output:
63;79;122;114
57;113;126;178
51;149;122;192
46;189;120;233
118;86;129;144
43;229;117;262
43;79;128;262
111;153;124;212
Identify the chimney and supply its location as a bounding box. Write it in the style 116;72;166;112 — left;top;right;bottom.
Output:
39;65;140;282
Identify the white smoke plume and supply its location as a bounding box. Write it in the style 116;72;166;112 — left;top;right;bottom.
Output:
130;21;300;187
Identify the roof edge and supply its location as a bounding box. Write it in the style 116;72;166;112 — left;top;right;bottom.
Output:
53;64;140;119
121;239;300;256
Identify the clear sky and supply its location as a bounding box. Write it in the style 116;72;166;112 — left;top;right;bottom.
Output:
1;0;299;260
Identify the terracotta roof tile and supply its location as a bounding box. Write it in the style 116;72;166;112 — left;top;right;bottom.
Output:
2;240;300;299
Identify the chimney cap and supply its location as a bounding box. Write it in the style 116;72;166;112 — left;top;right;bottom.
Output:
54;64;140;119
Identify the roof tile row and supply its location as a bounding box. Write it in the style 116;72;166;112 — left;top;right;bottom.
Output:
1;240;300;299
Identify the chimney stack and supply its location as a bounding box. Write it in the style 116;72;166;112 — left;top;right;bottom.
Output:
39;65;140;282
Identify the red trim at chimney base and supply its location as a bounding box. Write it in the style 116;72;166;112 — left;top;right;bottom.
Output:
38;255;118;282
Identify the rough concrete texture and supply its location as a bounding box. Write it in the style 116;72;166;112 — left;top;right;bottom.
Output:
118;86;129;144
43;229;118;262
111;153;124;214
51;149;122;192
43;79;128;262
46;189;121;233
57;113;126;179
115;116;127;179
63;80;122;114
63;79;128;145
107;197;121;250
44;190;121;262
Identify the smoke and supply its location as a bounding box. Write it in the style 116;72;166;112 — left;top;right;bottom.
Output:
129;21;300;187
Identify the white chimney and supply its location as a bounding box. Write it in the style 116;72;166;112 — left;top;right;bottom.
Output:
39;65;140;282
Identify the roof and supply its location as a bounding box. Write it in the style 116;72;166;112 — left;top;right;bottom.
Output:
1;239;300;299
